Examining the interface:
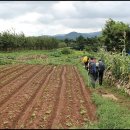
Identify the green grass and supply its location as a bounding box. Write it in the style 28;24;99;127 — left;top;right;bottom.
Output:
0;49;86;66
76;63;92;88
84;93;130;129
104;84;130;98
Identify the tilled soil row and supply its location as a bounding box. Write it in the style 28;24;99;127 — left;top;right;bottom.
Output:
18;66;64;129
0;65;53;128
15;65;57;128
0;64;24;79
50;65;96;129
0;65;34;89
73;66;96;121
0;65;43;107
0;65;96;129
57;65;86;128
0;64;19;73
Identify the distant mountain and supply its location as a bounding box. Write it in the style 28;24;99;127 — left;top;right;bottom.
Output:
52;31;101;40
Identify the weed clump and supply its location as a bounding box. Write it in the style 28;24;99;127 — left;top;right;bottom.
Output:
61;48;72;54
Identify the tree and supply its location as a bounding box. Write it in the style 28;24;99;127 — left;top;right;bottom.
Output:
64;38;70;47
76;35;85;50
102;18;130;52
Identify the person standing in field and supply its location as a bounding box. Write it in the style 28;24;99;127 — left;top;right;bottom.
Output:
82;56;89;70
93;58;99;81
88;57;97;88
98;59;105;86
95;61;99;81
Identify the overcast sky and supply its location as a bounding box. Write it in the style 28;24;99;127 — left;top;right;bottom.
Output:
0;1;130;36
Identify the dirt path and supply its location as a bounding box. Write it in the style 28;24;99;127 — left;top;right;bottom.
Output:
0;65;96;129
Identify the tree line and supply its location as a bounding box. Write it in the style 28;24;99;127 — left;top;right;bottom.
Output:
0;30;60;51
66;18;130;53
0;18;130;53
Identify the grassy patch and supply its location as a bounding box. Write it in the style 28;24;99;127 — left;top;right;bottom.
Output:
86;93;130;129
104;85;130;98
76;63;90;87
0;49;84;66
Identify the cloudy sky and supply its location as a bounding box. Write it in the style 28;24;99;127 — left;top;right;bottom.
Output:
0;1;130;36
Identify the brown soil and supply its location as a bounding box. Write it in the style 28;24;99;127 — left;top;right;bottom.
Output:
0;65;96;129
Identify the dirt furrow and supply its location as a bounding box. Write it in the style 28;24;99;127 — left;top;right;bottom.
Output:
24;66;63;129
57;65;81;128
73;66;96;121
70;66;92;126
0;65;33;89
67;66;85;127
50;65;83;128
0;65;43;107
12;66;53;127
46;66;66;128
52;65;93;129
0;65;48;128
50;66;66;129
0;64;24;79
14;66;55;128
0;64;19;73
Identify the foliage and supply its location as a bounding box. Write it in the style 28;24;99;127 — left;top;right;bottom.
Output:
58;42;67;48
85;45;98;52
61;48;72;54
75;35;86;50
89;93;130;129
50;51;62;57
96;49;130;82
0;30;60;51
101;18;130;52
71;35;100;52
64;38;70;47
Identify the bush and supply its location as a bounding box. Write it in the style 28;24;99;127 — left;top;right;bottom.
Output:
96;49;130;81
85;45;98;52
61;48;72;54
50;51;62;57
58;42;67;48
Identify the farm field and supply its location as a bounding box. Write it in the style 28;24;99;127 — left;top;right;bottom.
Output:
0;13;130;129
0;64;96;129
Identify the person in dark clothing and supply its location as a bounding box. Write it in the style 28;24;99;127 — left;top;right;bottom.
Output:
98;59;105;85
88;57;97;88
95;62;99;81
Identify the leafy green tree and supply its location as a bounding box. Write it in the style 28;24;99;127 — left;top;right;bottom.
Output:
76;35;85;50
102;18;130;52
64;38;70;47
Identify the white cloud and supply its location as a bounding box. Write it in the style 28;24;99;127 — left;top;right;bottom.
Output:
51;1;78;19
0;1;130;36
14;12;43;23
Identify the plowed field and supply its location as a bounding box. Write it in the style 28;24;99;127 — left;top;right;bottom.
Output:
0;65;96;129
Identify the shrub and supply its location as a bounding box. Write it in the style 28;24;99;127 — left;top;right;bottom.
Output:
61;48;72;54
58;42;67;48
50;51;62;57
